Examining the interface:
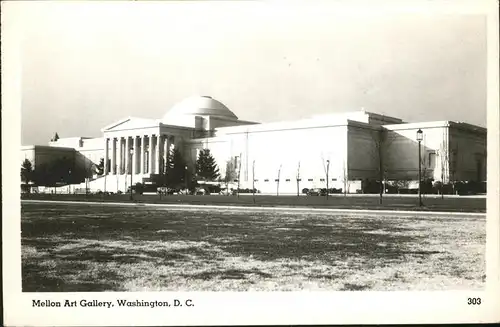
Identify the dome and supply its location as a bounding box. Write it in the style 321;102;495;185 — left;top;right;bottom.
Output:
162;96;238;122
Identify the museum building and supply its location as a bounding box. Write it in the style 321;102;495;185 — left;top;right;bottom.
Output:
21;96;487;194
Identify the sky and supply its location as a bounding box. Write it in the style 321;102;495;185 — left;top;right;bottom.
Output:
14;1;487;145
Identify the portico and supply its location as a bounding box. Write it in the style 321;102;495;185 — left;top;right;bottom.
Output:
100;116;180;180
103;133;173;177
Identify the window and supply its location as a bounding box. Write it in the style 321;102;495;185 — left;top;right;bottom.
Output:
254;179;258;182
297;178;302;181
428;152;436;168
264;179;269;182
308;179;313;181
274;179;279;182
285;179;290;182
233;179;238;182
320;178;325;182
332;178;337;181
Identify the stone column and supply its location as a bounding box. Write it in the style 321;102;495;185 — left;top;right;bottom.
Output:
133;136;138;174
104;138;109;175
111;138;116;175
140;136;145;174
155;135;161;174
163;135;170;173
148;135;153;174
117;137;122;174
125;136;130;174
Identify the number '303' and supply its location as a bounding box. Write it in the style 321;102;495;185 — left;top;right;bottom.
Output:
467;298;481;305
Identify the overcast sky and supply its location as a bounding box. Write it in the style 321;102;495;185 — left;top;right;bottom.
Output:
16;1;487;145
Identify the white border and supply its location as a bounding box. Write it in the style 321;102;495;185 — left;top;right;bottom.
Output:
3;0;499;325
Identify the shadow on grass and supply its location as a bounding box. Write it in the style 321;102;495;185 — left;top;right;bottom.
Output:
340;283;371;291
182;268;273;281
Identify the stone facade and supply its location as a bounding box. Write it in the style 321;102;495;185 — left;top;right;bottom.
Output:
21;96;487;193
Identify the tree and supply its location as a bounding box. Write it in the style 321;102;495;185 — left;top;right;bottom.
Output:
321;157;331;199
370;128;397;204
223;157;238;193
21;159;34;192
165;147;187;188
276;164;282;196
296;161;301;197
96;158;105;176
32;157;85;188
341;161;349;196
195;149;220;181
252;160;256;203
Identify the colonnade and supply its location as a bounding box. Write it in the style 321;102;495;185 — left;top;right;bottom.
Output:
103;134;174;175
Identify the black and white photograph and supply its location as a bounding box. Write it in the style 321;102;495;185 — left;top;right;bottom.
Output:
2;0;499;325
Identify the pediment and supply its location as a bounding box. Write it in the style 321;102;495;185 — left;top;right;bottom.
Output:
101;117;159;132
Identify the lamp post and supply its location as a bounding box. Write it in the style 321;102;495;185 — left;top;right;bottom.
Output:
185;165;188;193
129;148;133;200
326;160;330;200
416;129;423;207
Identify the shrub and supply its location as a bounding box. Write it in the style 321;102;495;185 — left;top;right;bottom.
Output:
361;179;381;194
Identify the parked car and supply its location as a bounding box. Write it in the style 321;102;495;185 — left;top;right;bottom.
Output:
195;187;208;195
307;188;327;196
219;188;237;196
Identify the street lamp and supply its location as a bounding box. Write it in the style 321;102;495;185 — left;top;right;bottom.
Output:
184;165;188;193
416;129;423;207
129;148;134;200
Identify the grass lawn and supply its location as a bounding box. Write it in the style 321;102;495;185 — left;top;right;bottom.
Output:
21;202;485;291
22;193;487;212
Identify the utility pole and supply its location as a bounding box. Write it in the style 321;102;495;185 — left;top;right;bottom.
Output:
237;153;242;198
276;164;282;196
252;160;255;204
326;160;330;200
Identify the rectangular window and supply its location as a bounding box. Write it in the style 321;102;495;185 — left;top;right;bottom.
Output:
297;178;302;181
332;178;337;181
320;178;325;182
285;179;290;182
254;179;258;182
308;179;313;181
428;152;436;167
233;179;238;182
264;179;269;182
274;179;279;182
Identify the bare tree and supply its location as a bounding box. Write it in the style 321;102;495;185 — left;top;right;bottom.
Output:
224;156;238;196
438;140;450;199
321;156;330;199
369;128;397;204
341;160;349;196
276;164;282;196
296;161;301;197
252;160;256;203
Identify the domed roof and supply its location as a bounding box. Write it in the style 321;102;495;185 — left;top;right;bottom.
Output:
162;96;238;122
